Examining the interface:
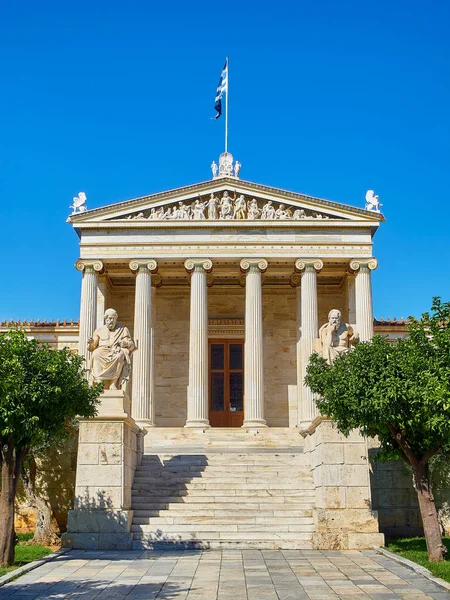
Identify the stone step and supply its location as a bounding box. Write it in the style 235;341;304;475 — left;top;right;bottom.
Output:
137;463;308;473
133;476;312;486
131;531;313;544
132;492;314;502
143;427;305;446
132;516;314;525
141;454;305;463
132;507;313;517
134;469;310;479
131;523;315;534
132;483;313;498
131;538;313;550
132;500;314;510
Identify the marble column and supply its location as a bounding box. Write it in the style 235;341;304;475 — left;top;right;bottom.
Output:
350;259;378;342
76;260;104;367
240;259;268;428
295;259;323;427
347;274;356;328
129;259;158;426
289;272;302;428
184;259;212;428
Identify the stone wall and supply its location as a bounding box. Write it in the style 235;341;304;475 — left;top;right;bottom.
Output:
261;290;296;427
303;418;384;550
368;441;450;537
154;289;190;426
15;437;78;534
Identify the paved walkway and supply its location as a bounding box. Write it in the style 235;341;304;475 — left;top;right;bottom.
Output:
0;550;448;600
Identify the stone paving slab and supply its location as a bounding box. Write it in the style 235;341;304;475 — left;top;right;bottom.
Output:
0;550;447;600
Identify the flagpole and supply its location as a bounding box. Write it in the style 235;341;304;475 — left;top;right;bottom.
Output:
225;57;229;153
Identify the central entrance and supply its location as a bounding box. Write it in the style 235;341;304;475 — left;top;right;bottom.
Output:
209;340;244;427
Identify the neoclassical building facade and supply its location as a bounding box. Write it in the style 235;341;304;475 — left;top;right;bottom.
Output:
8;159;443;550
70;170;382;432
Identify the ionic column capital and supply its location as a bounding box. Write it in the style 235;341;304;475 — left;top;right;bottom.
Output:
75;259;104;273
129;259;158;273
289;273;301;288
294;259;323;273
240;259;268;273
349;258;378;272
184;259;213;273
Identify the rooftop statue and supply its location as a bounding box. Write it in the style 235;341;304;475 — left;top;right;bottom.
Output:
70;192;88;215
365;190;382;212
319;309;358;364
88;309;135;392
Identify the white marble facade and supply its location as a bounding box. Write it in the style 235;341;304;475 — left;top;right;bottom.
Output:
70;177;383;429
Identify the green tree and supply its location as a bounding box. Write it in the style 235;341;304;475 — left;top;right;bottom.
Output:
0;330;101;566
305;298;450;562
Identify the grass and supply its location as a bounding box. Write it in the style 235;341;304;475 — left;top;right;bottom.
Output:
0;533;53;578
386;537;450;584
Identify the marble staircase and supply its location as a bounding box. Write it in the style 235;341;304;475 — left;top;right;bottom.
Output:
131;429;315;549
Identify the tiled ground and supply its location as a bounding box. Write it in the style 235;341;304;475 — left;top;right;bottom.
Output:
0;549;448;600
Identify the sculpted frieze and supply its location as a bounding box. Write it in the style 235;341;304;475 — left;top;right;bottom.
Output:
113;192;341;222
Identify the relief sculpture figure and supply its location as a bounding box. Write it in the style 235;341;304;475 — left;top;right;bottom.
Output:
207;193;220;219
192;198;207;220
233;195;247;219
261;201;276;220
220;192;234;219
88;309;135;391
248;199;260;220
319;309;358;364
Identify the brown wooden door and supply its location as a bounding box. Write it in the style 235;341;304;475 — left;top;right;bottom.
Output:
209;340;244;427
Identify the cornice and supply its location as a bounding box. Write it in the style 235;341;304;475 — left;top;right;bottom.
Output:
72;220;379;231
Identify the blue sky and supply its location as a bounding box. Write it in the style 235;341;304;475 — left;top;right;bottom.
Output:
1;0;449;320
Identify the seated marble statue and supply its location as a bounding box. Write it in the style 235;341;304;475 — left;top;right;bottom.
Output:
319;309;358;364
88;308;135;391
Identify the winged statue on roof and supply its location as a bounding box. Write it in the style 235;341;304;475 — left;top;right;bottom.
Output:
70;192;88;215
365;190;382;213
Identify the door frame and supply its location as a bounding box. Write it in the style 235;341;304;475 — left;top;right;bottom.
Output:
208;339;244;427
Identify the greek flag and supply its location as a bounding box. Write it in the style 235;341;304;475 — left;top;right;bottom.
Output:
214;59;228;119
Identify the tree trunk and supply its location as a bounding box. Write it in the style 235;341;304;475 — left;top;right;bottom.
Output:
0;442;21;566
21;459;59;546
413;463;447;562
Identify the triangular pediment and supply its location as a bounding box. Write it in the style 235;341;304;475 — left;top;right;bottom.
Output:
68;178;384;226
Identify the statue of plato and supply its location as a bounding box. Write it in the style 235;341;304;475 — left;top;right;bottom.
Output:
88;308;135;391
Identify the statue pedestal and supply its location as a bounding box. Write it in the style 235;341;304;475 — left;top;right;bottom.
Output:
302;418;385;550
62;393;146;550
96;390;131;420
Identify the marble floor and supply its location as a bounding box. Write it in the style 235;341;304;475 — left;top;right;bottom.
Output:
0;549;448;600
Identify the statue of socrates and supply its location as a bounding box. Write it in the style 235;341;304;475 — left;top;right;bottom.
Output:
88;308;135;391
319;309;358;364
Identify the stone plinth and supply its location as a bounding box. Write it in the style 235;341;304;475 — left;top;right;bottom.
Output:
96;390;131;420
302;418;384;550
62;394;145;550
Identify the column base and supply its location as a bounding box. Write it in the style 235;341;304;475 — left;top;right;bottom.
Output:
184;420;211;428
135;419;156;430
242;419;267;428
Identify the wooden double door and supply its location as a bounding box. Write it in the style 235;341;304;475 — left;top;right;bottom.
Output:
209;340;244;427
